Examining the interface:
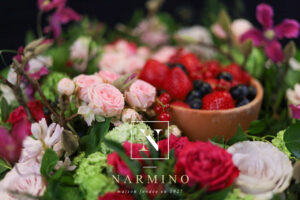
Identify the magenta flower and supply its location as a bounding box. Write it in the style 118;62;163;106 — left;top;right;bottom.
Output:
44;6;82;38
241;3;300;63
0;118;29;163
37;0;66;12
289;104;300;119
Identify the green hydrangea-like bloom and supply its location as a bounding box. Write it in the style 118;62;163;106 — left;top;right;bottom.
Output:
225;189;254;200
74;152;117;200
272;130;291;157
36;72;68;102
101;122;154;154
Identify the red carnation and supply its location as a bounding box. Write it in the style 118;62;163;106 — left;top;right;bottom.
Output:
158;134;189;157
27;100;46;122
98;191;134;200
175;141;239;192
7;106;27;124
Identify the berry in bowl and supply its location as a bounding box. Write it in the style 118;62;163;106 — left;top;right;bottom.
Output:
140;52;263;141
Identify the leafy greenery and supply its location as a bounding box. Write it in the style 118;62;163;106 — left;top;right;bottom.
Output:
284;122;300;158
40;149;59;178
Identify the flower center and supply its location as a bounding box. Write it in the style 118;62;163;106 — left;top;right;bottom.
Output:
42;0;51;6
264;30;275;40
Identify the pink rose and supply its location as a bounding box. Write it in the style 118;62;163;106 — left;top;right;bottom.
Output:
73;74;103;102
151;46;177;63
125;80;156;110
121;108;142;123
98;70;120;84
99;52;127;74
57;78;75;96
123;56;146;74
88;83;125;117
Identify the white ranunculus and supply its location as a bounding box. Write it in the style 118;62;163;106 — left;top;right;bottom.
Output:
175;26;215;58
230;19;252;45
228;141;293;200
0;160;46;200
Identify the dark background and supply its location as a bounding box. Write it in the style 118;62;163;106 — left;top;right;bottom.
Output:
1;0;300;50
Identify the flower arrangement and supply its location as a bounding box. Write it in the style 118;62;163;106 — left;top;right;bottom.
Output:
0;0;300;200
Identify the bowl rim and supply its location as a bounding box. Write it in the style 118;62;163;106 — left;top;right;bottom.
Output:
171;78;264;114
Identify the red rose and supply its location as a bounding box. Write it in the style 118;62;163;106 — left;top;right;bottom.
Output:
175;141;239;192
7;106;27;124
27;100;45;122
158;134;189;157
146;183;164;200
107;142;149;179
98;191;134;200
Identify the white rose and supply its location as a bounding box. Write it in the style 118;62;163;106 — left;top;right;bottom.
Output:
228;141;293;200
230;19;252;45
121;108;142;123
57;78;75;96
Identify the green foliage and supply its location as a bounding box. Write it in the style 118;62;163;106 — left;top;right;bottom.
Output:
272;130;291;157
74;152;117;200
41;149;59;178
1;98;9;122
203;186;233;200
284;122;300;158
227;125;248;146
247;120;266;135
0;158;11;180
245;48;266;79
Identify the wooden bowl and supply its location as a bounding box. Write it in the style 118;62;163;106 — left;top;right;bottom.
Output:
169;78;263;141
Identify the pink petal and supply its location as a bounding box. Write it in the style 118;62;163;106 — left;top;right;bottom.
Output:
256;3;274;29
57;7;82;24
240;28;264;46
290;104;300;119
0;127;20;163
275;19;300;39
12;118;29;145
265;40;284;63
30;66;49;80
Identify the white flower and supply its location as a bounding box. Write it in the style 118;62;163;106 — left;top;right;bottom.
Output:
289;58;300;71
0;160;46;200
20;118;64;162
0;85;16;104
121;108;142;123
57;78;75;96
286;84;300;106
28;56;52;74
151;46;177;63
175;26;215;58
7;68;17;85
228;141;293;200
70;37;95;72
165;125;181;137
230;19;252;45
78;104;95;126
55;156;76;171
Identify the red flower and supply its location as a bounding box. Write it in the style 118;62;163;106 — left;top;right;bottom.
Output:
158;134;189;157
98;191;134;200
7;106;27;124
175;141;239;192
107;142;149;179
146;183;164;200
27;100;46;122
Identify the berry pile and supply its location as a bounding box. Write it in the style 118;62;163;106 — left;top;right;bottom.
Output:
140;52;257;120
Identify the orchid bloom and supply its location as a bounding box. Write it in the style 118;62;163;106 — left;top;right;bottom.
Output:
0;119;29;163
241;3;300;63
43;0;82;38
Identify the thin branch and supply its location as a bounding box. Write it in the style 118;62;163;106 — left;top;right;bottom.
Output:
59;95;67;127
66;113;79;122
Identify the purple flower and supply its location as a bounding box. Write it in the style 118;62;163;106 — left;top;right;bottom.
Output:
289;104;300;119
37;0;66;12
44;6;82;38
0;119;29;163
241;3;300;63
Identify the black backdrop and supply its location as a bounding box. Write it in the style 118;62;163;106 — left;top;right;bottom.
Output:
1;0;300;50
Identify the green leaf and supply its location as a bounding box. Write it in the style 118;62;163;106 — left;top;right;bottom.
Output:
86;118;111;155
227;125;248;146
1;98;9;122
239;39;253;58
247;120;266;135
0;158;11;174
285;69;300;88
218;10;231;34
284;122;300;158
203;186;232;200
62;130;79;155
40;149;59;177
284;41;296;62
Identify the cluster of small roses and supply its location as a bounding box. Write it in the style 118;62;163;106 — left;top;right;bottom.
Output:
101;134;293;200
57;70;157;126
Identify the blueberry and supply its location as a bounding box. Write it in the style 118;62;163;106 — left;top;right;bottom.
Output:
236;98;250;107
188;98;202;109
43;106;50;115
247;86;257;100
193;80;204;90
186;90;202;102
198;82;212;97
230;84;248;100
217;72;233;81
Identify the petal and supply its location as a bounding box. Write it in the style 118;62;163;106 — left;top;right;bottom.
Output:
256;3;274;29
289;104;300;119
265;41;284;63
11;118;29;144
275;19;300;39
240;28;264;46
